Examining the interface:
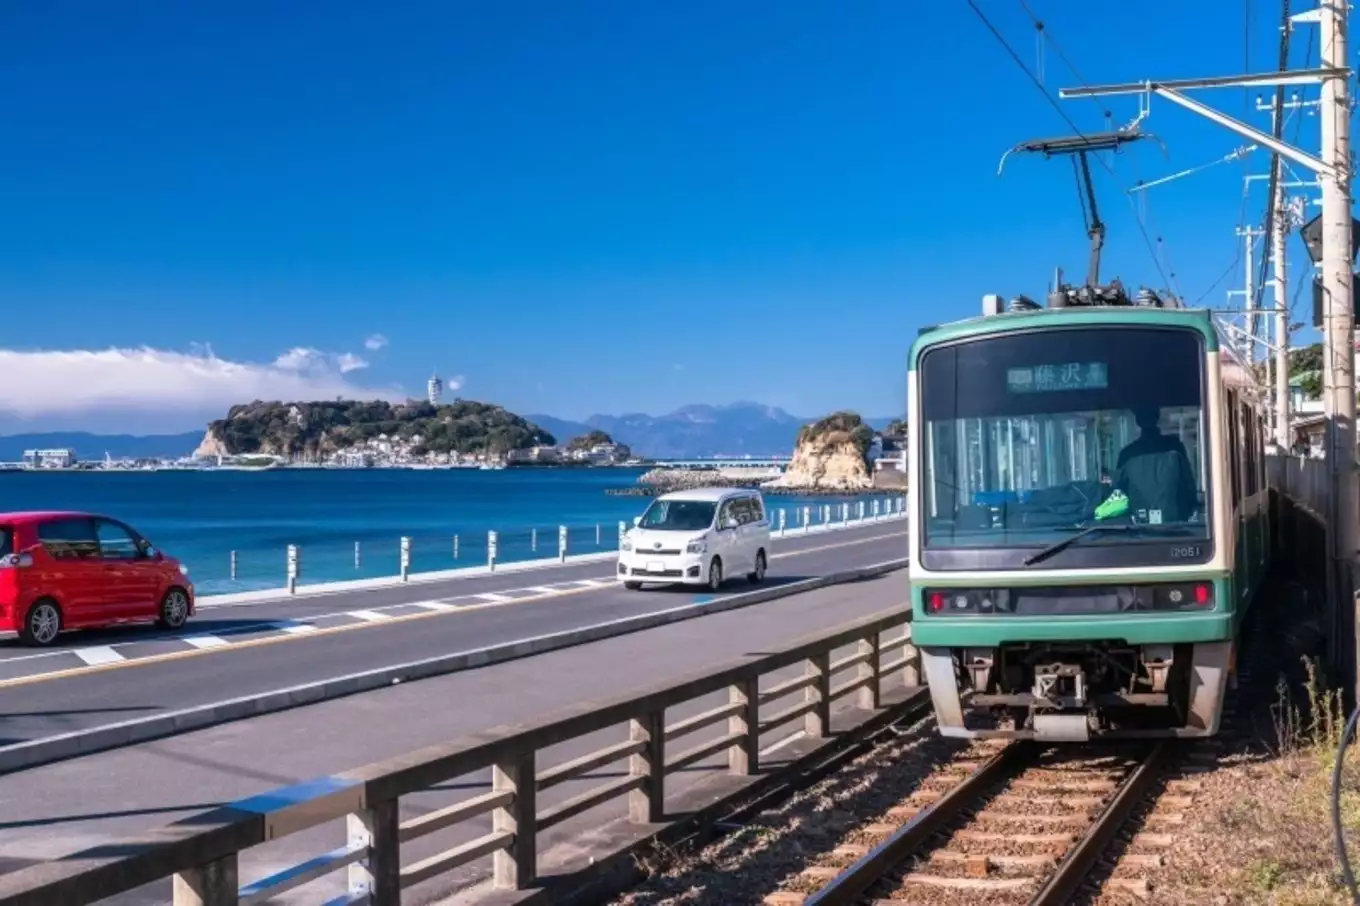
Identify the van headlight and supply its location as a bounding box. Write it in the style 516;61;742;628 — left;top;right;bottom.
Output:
686;539;707;554
621;540;632;552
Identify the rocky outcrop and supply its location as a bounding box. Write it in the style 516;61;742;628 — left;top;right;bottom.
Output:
763;411;874;491
192;427;231;459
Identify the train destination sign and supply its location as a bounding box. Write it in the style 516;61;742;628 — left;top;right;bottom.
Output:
1006;362;1108;393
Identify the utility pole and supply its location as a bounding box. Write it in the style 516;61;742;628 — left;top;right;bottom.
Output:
1315;1;1357;695
1229;224;1264;361
1270;149;1292;449
1058;3;1356;694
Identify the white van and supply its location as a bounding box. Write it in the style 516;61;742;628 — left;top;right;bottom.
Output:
618;488;771;591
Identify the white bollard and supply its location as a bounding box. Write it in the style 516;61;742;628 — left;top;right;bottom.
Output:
488;530;498;571
842;502;850;523
596;523;601;545
858;500;866;521
558;525;568;562
873;499;881;519
354;541;361;569
229;550;237;581
803;505;811;532
453;534;460;560
531;528;537;553
823;504;831;525
286;544;299;595
779;509;787;535
618;521;626;547
400;536;411;582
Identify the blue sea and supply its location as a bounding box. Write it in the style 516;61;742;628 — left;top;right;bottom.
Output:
0;469;901;594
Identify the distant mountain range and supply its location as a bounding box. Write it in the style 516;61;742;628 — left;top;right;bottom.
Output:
527;403;899;459
0;431;204;462
0;403;901;462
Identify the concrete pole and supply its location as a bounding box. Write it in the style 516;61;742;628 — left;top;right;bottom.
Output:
1271;160;1292;448
1319;0;1359;696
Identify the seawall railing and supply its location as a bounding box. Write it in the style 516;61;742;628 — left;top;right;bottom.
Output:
0;607;921;906
202;494;908;599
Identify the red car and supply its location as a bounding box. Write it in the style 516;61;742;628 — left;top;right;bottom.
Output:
0;511;195;646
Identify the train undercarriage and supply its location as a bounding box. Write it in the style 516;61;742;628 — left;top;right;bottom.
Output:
920;639;1234;742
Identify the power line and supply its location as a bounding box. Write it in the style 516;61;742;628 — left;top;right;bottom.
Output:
966;0;1176;293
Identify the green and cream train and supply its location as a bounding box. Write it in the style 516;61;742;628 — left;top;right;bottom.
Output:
907;294;1269;742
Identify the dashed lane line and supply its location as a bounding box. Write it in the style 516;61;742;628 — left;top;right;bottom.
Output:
349;610;392;622
475;592;514;603
73;646;125;666
183;635;230;650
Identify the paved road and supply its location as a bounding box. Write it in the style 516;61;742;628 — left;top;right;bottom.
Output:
0;569;916;904
0;521;905;746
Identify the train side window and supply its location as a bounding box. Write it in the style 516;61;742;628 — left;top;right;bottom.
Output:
1226;390;1242;509
1242;404;1257;498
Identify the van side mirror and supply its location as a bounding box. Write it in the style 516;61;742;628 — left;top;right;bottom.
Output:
722;517;739;531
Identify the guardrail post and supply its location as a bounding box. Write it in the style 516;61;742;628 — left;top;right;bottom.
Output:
858;500;866;521
872;499;881;519
823;504;831;524
229;550;237;581
618;520;626;547
488;531;498;571
493;754;536;889
531;528;537;553
629;711;665;823
354;541;361;569
778;509;787;535
728;678;759;776
858;636;881;710
453;534;460;560
804;652;832;738
286;544;299;595
400;537;411;582
172;853;238;906
558;525;568;562
802;506;811;532
842;502;849;523
347;800;400;903
596;523;601;545
902;626;922;687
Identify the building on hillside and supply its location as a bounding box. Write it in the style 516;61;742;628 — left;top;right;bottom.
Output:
427;373;443;405
507;445;562;464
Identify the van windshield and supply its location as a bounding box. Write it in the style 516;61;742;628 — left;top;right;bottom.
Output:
639;500;717;531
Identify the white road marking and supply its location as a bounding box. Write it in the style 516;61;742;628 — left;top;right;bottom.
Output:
280;624;319;634
415;602;458;612
349;610;392;622
759;730;807;757
73;646;125;666
476;593;514;603
575;579;613;588
525;586;559;595
183;635;230;649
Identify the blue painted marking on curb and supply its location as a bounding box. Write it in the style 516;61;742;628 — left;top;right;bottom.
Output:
231;775;357;813
691;594;715;606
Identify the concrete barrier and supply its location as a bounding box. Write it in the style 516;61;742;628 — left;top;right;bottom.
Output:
0;556;910;776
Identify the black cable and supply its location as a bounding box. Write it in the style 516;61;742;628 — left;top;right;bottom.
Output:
1332;701;1360;903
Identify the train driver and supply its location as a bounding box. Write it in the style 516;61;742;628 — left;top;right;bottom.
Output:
1112;408;1198;524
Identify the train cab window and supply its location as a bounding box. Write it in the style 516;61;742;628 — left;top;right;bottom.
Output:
917;326;1212;568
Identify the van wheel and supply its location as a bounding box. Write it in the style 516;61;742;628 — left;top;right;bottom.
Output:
624;581;643;591
157;587;191;630
20;599;62;647
748;550;767;584
707;558;723;592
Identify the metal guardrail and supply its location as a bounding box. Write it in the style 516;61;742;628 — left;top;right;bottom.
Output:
0;608;921;906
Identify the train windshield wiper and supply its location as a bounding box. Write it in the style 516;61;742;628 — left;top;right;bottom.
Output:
1022;524;1192;567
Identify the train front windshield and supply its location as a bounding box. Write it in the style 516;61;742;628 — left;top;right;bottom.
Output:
917;326;1211;569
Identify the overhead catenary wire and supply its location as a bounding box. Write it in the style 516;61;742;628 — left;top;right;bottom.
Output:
967;0;1176;294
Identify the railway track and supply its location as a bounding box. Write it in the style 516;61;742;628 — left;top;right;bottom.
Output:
764;739;1172;906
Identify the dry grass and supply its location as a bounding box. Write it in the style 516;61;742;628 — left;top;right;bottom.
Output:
1116;658;1360;906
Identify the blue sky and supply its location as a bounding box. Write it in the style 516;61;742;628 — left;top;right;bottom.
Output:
0;1;1336;432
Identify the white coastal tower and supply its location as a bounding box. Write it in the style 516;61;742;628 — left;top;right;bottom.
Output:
427;372;443;405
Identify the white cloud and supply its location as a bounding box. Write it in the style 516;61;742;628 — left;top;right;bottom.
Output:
364;334;389;351
447;374;465;391
0;346;403;429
